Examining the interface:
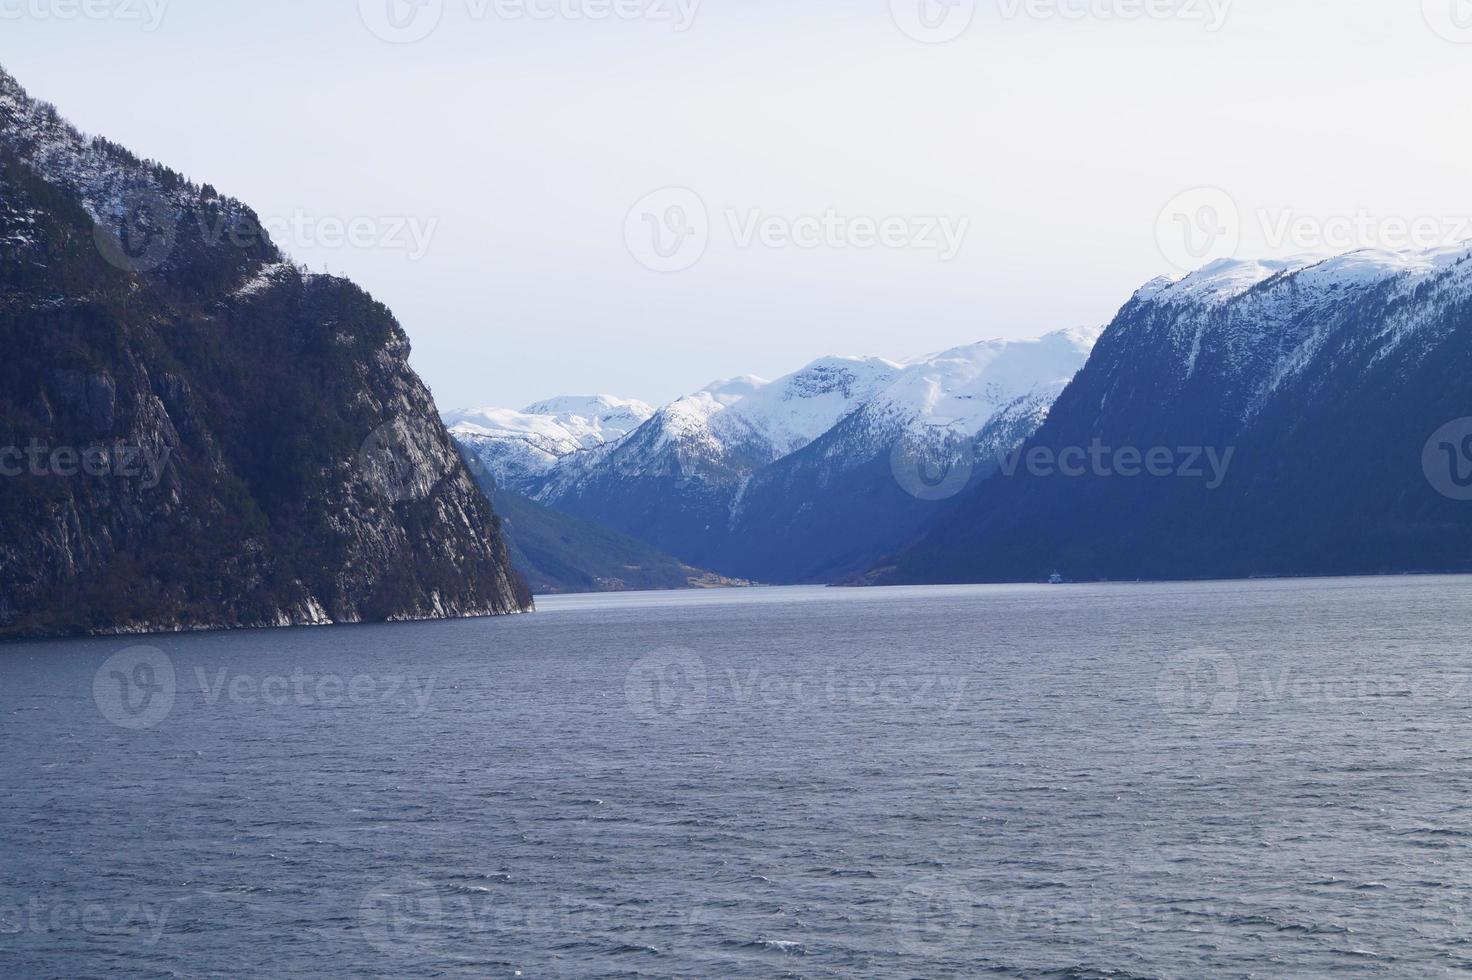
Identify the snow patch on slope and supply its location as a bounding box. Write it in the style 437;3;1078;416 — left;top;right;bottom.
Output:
872;328;1098;435
1142;257;1313;306
714;356;901;458
234;262;291;297
1147;244;1472;309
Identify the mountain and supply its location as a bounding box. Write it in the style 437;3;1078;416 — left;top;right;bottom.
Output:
719;330;1097;581
457;451;746;594
449;396;749;593
532;355;901;574
454;334;1095;584
447;394;652;494
870;247;1472;584
0;66;531;638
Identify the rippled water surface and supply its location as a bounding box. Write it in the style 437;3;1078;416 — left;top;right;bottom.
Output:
5;577;1472;977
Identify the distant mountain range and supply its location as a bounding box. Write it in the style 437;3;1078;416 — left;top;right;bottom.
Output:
454;244;1472;592
450;330;1096;584
446;395;654;495
0;66;530;637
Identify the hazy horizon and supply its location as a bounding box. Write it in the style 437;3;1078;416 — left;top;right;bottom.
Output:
6;0;1472;408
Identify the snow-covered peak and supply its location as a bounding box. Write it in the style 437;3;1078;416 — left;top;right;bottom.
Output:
445;395;651;448
628;355;901;465
633;374;770;455
1142;242;1472;309
487;330;1101;509
521;393;648;417
1142;256;1312;306
518;394;654;435
1118;241;1472;422
698;375;769;406
867;328;1097;433
717;355;901;456
1291;243;1472;290
1133;275;1178;302
445;395;653;490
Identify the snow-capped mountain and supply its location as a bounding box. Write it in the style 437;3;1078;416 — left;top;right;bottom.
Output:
521;355;910;576
453;332;1096;582
835;328;1100;444
719;330;1097;581
446;395;653;493
545;355;901;490
874;243;1472;584
708;356;902;459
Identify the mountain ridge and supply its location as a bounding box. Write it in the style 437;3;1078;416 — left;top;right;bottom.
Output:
452;330;1096;583
870;242;1472;584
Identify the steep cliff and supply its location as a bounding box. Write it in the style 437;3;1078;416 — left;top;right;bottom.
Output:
0;67;531;637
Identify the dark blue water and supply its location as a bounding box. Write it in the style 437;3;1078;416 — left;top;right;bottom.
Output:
4;577;1472;978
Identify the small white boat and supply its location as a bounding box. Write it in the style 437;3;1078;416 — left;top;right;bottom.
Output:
1048;571;1065;585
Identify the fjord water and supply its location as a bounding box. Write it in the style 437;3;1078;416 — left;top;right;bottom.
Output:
4;578;1472;977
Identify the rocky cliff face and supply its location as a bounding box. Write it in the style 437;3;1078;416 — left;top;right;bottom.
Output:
0;67;531;638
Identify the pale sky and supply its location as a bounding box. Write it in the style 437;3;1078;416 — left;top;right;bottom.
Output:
5;0;1472;409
